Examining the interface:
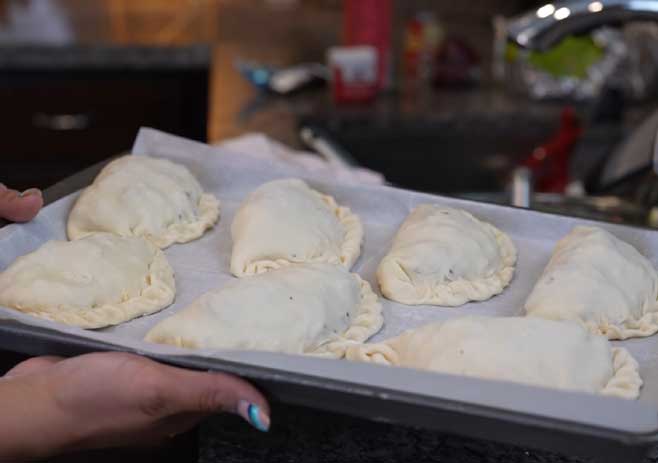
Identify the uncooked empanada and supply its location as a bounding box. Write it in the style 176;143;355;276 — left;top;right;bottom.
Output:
145;263;382;357
68;155;220;248
377;205;516;306
0;233;175;328
347;316;642;399
525;226;658;340
230;179;363;277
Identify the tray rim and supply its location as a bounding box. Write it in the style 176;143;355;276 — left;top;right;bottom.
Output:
1;318;657;463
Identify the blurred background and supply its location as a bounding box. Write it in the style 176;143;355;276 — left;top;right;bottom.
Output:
1;0;658;227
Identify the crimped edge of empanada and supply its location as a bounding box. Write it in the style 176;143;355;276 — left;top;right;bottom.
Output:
320;192;364;270
146;193;220;248
377;217;517;306
68;192;220;249
345;339;398;365
346;340;643;400
583;311;658;341
601;347;643;399
233;189;363;276
9;248;176;329
310;273;384;359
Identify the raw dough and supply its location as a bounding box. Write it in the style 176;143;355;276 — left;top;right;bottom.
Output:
145;263;382;358
68;155;220;248
347;316;642;399
525;226;658;340
0;233;175;328
230;179;363;277
377;205;516;306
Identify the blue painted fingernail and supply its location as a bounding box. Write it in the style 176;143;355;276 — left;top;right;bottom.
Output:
237;399;270;432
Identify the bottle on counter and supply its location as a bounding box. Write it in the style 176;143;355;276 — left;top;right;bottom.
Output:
343;0;392;91
403;11;443;88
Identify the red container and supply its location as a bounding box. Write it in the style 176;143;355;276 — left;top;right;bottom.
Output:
343;0;392;90
521;107;582;193
328;46;379;104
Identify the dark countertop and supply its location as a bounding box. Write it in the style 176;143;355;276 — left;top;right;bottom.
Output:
199;403;656;463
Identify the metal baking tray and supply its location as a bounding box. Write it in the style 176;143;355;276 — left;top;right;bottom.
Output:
2;128;658;463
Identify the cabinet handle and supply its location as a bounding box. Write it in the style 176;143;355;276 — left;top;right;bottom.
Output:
32;113;90;131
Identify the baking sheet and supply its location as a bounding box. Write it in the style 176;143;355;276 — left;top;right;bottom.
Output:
2;127;658;436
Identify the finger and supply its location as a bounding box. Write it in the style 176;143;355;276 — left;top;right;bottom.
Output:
4;355;65;378
0;185;44;222
146;364;271;432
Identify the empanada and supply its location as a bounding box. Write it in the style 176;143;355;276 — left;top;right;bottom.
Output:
145;263;382;357
68;155;220;248
525;226;658;340
347;316;642;399
0;233;175;328
377;205;516;306
230;179;363;277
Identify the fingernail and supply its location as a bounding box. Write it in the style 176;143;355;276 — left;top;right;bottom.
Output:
19;188;42;198
237;400;270;432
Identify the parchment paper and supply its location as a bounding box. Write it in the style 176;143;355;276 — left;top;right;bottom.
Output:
2;127;658;421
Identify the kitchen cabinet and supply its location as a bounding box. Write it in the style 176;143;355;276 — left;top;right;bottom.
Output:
0;46;210;191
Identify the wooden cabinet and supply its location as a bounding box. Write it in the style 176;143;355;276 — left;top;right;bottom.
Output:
0;55;209;191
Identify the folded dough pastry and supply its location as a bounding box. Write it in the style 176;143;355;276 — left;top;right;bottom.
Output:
145;263;382;358
0;233;175;329
347;316;642;399
230;179;363;277
68;155;220;248
525;226;658;340
377;205;516;306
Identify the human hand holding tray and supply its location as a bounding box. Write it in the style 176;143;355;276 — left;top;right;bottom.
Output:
1;128;658;462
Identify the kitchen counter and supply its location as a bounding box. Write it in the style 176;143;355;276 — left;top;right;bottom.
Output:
200;403;657;463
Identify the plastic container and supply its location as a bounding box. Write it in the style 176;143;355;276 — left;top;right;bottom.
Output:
327;46;378;104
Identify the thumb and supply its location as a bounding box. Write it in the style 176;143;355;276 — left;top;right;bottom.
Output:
149;363;271;432
0;185;43;222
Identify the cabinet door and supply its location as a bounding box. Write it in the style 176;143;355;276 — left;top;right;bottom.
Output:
0;69;208;190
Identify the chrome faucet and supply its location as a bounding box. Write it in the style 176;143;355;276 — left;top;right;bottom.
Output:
506;0;658;51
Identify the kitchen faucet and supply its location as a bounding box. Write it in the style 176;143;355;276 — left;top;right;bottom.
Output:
506;0;658;51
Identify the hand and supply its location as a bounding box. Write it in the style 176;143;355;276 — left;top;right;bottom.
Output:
0;184;43;222
0;352;270;460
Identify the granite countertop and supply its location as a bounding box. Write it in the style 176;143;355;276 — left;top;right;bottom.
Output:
199;403;658;463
